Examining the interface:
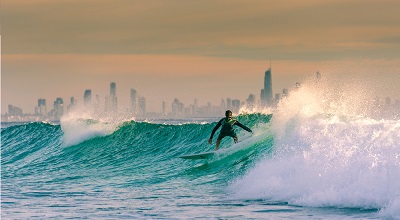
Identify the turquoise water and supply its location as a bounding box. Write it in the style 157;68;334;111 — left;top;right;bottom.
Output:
2;111;400;219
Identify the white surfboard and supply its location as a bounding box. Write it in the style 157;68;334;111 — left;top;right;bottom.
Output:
179;151;215;160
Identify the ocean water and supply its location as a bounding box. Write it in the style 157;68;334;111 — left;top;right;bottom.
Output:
2;80;400;219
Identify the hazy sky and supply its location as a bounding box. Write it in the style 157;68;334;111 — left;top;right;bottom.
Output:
2;0;400;114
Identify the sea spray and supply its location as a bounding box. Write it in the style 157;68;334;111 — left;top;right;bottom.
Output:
60;107;133;146
228;76;400;217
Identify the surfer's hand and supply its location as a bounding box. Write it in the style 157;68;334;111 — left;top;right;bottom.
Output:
208;138;212;144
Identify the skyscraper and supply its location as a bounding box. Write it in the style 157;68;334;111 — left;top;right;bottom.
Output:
226;98;232;110
84;89;92;106
138;96;146;116
172;98;184;117
247;94;256;108
130;88;137;115
260;67;273;107
162;101;166;116
232;99;241;113
110;82;116;98
53;98;64;118
109;82;118;112
67;97;75;112
38;98;46;115
8;105;23;116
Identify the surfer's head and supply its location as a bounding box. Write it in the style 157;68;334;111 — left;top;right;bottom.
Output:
225;110;232;119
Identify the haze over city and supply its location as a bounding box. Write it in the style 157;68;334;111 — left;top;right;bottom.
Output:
2;0;400;115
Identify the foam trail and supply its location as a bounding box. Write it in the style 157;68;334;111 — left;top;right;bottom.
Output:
228;76;400;218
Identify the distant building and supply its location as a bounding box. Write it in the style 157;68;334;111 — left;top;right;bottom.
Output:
110;82;116;97
138;96;146;116
172;98;184;117
274;93;281;107
38;98;47;115
232;99;241;113
84;89;92;106
162;101;166;116
110;82;118;112
53;98;64;118
226;98;232;110
220;98;226;109
68;97;75;111
130;88;137;115
8;105;23;116
106;82;118;113
260;67;273;107
246;94;256;108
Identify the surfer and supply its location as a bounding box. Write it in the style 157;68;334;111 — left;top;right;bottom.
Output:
208;110;252;150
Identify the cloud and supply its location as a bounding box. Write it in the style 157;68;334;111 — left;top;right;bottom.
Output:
3;0;400;61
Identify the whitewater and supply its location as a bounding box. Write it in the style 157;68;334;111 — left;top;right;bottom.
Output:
2;77;400;219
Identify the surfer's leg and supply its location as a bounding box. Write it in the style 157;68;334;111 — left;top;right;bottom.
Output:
215;139;221;150
216;133;226;151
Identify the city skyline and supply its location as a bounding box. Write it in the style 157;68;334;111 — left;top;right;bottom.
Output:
3;69;400;122
2;66;284;120
2;0;400;114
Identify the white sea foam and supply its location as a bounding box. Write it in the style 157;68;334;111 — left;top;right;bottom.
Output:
228;77;400;217
60;107;133;146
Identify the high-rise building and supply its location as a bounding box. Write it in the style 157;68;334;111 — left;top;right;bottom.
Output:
172;98;184;117
162;101;166;116
106;82;118;112
130;88;137;115
84;89;92;106
8;105;23;116
138;96;146;116
274;93;281;107
226;98;232;110
110;82;116;97
220;98;226;109
110;82;118;112
260;67;273;107
67;97;75;112
53;98;64;118
70;97;75;107
247;94;256;108
232;99;241;113
38;98;47;115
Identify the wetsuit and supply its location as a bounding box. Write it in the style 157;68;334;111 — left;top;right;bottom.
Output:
209;117;252;142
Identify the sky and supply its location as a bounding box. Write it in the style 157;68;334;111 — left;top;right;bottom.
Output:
2;0;400;114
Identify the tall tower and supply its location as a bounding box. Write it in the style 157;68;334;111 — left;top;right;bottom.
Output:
260;66;273;107
138;96;146;116
162;101;166;116
130;88;137;115
110;82;116;97
110;82;118;112
38;98;47;115
84;89;92;106
53;98;64;118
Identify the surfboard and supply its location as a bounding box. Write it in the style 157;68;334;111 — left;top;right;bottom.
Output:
179;151;215;159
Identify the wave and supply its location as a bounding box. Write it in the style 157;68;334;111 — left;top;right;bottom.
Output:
1;113;273;186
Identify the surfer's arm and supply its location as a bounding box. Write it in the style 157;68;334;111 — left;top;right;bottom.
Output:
235;121;252;133
209;121;222;140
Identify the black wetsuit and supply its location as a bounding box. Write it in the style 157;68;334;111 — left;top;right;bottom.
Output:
210;117;252;141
